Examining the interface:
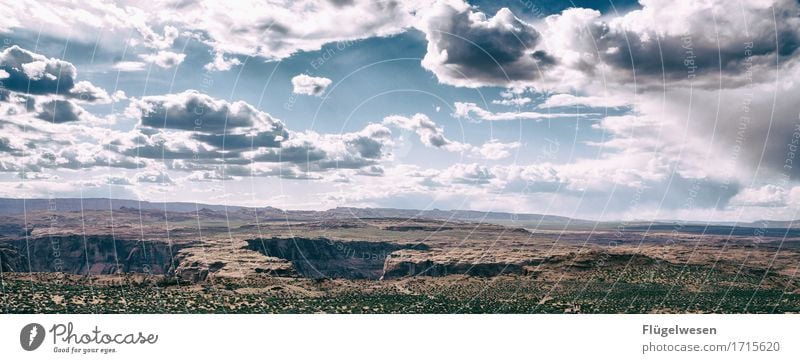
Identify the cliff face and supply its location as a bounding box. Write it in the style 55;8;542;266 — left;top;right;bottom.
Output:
246;237;428;279
380;250;527;279
0;236;182;275
173;239;297;283
244;237;550;280
380;258;525;279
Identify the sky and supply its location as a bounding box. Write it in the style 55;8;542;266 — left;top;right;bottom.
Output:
0;0;799;221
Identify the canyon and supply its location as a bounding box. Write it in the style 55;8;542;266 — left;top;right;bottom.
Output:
1;199;799;313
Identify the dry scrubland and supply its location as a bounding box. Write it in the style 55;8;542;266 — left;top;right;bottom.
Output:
1;206;799;313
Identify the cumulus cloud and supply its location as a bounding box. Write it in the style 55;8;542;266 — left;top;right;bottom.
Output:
139;25;179;50
204;51;241;72
417;0;551;87
185;169;236;182
0;1;177;49
180;0;420;60
246;123;393;171
68;81;111;104
475;139;520;160
5;0;796;90
538;0;800;89
123;90;394;177
382;113;522;159
36;100;87;123
441;163;496;185
0;45;77;95
0;84;399;181
0;118;147;172
128;90;287;139
0;1;423;61
0;46;110;104
106;176;133;185
291;74;333;96
413;0;800;90
730;185;787;207
383;113;471;152
136;170;174;185
139;50;186;68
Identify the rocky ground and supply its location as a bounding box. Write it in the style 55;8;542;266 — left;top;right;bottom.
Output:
1;207;799;313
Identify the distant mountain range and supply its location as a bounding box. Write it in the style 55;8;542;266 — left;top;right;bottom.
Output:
0;198;233;214
0;198;584;225
0;198;798;229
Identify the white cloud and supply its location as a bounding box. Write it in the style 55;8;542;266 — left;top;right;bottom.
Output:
453;102;588;121
136;170;174;185
123;90;395;177
128;90;285;134
492;97;532;106
383;113;471;153
730;185;787;207
204;51;241;72
441;163;495;185
68;81;111;104
112;61;147;72
243;123;393;173
474;139;520;160
0;45;108;103
0;1;177;49
382;113;522;160
139;51;186;68
291;74;332;96
541;93;630;108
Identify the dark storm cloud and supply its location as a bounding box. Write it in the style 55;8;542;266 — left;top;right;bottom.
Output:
420;3;552;87
36;100;84;123
0;46;110;103
134;90;287;135
419;0;800;88
0;45;76;95
590;7;800;84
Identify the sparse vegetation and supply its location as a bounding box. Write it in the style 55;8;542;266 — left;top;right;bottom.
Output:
1;207;799;314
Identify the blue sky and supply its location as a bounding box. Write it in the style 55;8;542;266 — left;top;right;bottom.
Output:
1;0;799;221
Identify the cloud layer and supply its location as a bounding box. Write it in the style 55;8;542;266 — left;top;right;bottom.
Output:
2;1;800;220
